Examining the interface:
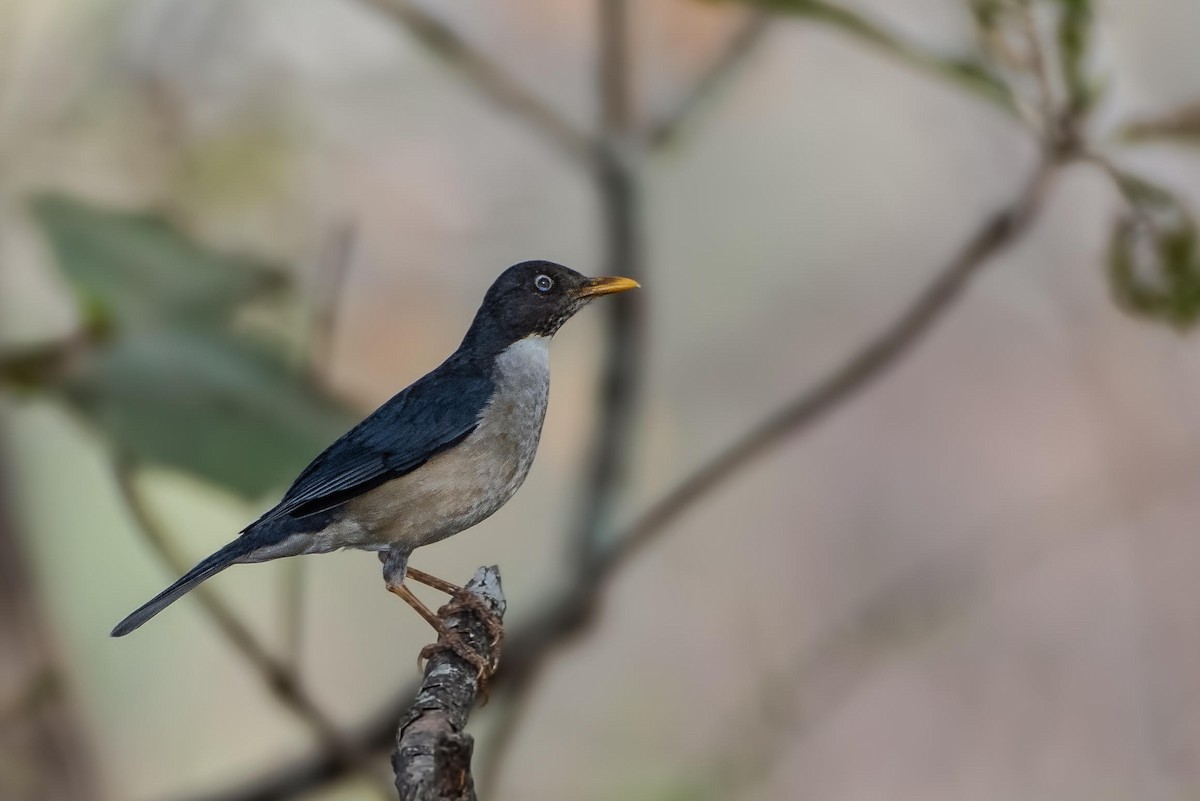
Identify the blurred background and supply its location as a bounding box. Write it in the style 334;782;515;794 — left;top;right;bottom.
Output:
3;0;1200;799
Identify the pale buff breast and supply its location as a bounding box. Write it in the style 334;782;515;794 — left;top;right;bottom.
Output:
336;336;551;552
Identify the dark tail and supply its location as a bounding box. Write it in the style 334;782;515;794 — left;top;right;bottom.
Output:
111;537;254;637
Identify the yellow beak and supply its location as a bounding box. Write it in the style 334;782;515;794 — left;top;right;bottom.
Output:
574;276;641;299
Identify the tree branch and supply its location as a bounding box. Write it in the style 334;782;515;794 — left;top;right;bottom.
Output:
646;11;771;150
111;459;385;792
280;223;359;674
748;0;1017;115
477;144;1066;790
182;144;1067;801
600;150;1064;577
0;437;99;801
352;0;597;166
569;0;647;570
393;567;506;801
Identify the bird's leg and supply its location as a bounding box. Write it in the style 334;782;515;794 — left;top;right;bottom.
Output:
380;550;492;681
404;567;463;595
405;566;504;660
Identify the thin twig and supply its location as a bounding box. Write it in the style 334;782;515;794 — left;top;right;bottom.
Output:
1014;0;1058;135
599;0;635;135
646;11;772;150
1117;103;1200;146
474;147;1066;773
111;458;388;794
184;146;1066;801
754;0;1017;115
669;444;1200;800
352;0;597;166
0;439;99;801
473;658;536;794
306;223;357;379
600;151;1063;577
280;224;358;673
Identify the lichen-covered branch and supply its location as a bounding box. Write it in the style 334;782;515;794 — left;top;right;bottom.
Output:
112;459;382;790
392;567;506;801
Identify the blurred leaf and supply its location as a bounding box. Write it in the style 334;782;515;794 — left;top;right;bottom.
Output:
28;195;356;497
729;0;1016;113
63;332;352;496
30;195;285;331
1120;103;1200;146
1107;173;1200;329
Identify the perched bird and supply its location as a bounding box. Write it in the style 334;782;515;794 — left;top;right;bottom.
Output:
112;261;638;670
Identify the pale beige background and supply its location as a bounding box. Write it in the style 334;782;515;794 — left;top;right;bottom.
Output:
2;1;1200;799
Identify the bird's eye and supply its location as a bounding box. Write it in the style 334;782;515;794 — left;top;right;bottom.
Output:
534;274;553;292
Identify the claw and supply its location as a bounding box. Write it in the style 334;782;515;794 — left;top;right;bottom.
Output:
418;634;493;702
440;591;504;669
388;563;502;702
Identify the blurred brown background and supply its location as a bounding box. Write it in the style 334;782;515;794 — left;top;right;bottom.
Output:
2;1;1200;800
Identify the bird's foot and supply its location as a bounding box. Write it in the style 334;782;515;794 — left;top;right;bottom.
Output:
442;589;504;665
404;566;464;597
418;630;493;701
404;566;503;665
417;628;490;673
385;559;502;701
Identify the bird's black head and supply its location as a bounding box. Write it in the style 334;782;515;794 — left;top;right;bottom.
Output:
460;260;638;351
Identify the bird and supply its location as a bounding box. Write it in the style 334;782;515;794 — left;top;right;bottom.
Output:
111;260;639;673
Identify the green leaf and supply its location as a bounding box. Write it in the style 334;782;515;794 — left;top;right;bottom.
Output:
1107;173;1200;329
63;331;353;496
27;196;357;497
29;195;285;331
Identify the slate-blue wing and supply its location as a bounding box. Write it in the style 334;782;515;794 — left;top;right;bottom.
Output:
260;366;496;522
113;365;494;637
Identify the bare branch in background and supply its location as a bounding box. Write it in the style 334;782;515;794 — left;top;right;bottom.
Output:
474;679;535;792
647;11;772;150
392;567;506;801
569;0;647;569
107;2;1125;799
472;0;651;746
0;439;99;801
1013;0;1058;134
1118;102;1200;146
469;146;1066;785
0;327;97;392
187;141;1068;801
675;471;1189;800
352;0;597;166
281;223;359;673
110;458;389;796
750;0;1017;114
601;151;1063;576
482;0;652;776
306;223;358;380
